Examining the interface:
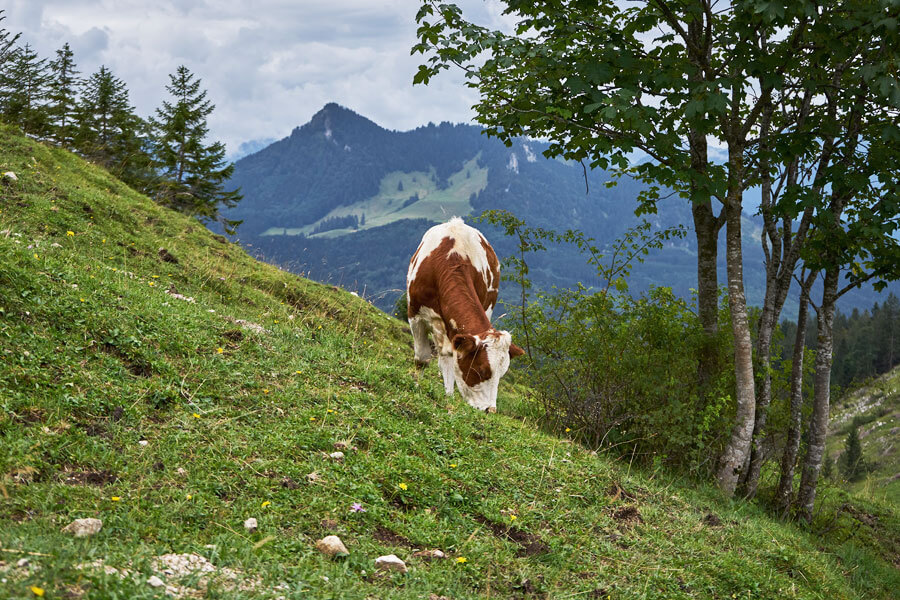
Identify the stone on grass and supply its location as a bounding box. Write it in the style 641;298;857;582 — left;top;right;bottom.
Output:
62;518;102;537
244;517;258;533
329;451;345;461
2;171;17;182
315;535;349;557
147;575;165;588
375;554;407;573
413;549;446;560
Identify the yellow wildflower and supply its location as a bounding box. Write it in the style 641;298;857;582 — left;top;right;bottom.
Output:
66;230;74;237
450;463;457;468
192;413;201;419
261;501;271;508
310;417;316;421
111;496;121;502
30;586;44;597
217;347;224;354
565;428;571;433
326;409;334;413
510;514;517;521
186;494;192;500
263;388;269;394
455;557;467;564
398;482;408;491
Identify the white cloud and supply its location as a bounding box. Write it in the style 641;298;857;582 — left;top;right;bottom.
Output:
2;0;514;153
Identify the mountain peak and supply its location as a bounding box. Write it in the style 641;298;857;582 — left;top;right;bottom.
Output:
298;103;382;141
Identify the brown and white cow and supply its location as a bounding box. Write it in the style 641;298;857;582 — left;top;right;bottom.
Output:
407;217;524;411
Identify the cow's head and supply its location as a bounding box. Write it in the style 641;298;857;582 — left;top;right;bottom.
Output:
451;330;525;411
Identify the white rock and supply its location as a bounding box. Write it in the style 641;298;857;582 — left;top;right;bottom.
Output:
62;517;102;537
138;440;149;446
147;575;165;587
329;451;345;461
16;558;29;568
2;171;17;182
176;467;187;476
413;549;446;560
315;535;349;557
375;554;407;573
244;517;258;532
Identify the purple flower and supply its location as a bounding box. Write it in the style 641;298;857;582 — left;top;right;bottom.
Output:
350;503;366;513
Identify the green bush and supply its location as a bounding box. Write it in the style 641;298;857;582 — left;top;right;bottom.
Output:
481;209;734;475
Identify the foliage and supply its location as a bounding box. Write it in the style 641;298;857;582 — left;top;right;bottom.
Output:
150;65;241;232
46;43;80;147
0;43;51;136
310;214;360;235
840;426;867;482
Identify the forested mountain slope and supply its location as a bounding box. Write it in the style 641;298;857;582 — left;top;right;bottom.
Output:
1;125;898;599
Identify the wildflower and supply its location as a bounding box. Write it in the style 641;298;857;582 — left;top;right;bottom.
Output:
192;413;200;419
350;503;366;512
102;238;106;243
274;319;279;323
148;282;155;287
30;586;44;597
152;275;159;278
66;231;74;237
398;482;408;491
455;557;467;564
261;501;271;508
295;370;302;374
449;463;457;468
186;494;192;500
565;428;571;433
217;347;224;354
33;253;38;259
111;496;121;502
510;514;517;521
263;388;269;394
326;409;334;413
80;298;85;302
310;417;316;421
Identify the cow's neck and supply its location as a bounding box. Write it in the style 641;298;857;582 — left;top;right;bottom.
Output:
437;266;492;338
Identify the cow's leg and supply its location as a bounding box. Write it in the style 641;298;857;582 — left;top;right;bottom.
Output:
409;316;432;366
439;353;456;396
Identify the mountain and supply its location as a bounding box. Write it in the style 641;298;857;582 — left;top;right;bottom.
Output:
223;103;892;314
2;121;897;600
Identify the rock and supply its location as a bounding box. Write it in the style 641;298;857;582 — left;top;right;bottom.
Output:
138;440;149;446
413;549;446;560
62;517;102;537
315;535;349;557
329;451;345;461
176;467;187;476
16;558;29;568
2;171;17;182
147;575;165;588
375;554;408;573
244;517;258;533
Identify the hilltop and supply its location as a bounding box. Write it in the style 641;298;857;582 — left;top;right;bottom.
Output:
1;124;899;598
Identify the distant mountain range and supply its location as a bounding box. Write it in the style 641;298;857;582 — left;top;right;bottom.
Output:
219;103;893;315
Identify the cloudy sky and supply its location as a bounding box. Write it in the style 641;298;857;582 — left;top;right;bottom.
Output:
3;0;514;157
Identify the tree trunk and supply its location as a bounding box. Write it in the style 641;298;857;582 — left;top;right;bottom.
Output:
716;148;757;497
693;197;720;391
774;274;814;516
797;267;838;521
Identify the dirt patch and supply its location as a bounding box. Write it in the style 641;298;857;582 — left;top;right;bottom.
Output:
10;407;45;424
100;343;153;377
606;482;636;502
612;505;643;526
702;512;723;527
222;329;244;342
79;421;111;439
320;519;339;531
473;515;550;557
157;247;179;263
60;467;118;486
373;524;415;549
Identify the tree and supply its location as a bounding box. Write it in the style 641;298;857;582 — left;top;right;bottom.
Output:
840;425;865;482
0;11;21;105
412;0;857;496
0;43;52;135
75;66;154;190
47;43;80;146
150;65;241;232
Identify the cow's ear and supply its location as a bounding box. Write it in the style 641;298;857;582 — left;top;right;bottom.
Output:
452;333;477;354
509;343;525;359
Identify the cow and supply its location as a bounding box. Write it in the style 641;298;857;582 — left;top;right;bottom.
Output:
406;217;524;412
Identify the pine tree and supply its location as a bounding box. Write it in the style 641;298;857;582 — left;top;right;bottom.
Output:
840;425;865;482
1;43;52;135
150;65;241;232
0;10;21;87
75;66;154;190
47;43;80;146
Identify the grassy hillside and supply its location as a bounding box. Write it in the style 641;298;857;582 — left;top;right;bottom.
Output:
261;156;487;238
1;124;898;599
827;366;900;504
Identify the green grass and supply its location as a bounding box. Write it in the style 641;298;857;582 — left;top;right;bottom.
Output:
826;366;900;504
1;124;898;599
260;155;487;238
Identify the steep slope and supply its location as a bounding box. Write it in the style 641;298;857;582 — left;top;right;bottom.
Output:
1;124;898;599
827;366;900;503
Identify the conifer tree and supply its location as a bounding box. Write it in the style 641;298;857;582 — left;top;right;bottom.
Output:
0;11;21;91
47;43;80;146
840;425;865;482
150;65;241;232
75;66;154;190
1;43;52;135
